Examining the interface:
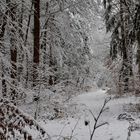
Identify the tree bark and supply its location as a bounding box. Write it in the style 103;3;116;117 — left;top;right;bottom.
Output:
17;0;24;83
33;0;40;86
8;1;18;100
0;1;9;96
119;0;129;93
136;5;140;76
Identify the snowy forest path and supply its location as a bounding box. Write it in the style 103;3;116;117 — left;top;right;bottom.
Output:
43;89;140;140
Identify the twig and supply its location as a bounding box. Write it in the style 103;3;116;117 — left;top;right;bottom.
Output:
69;118;80;140
57;124;67;140
89;97;111;140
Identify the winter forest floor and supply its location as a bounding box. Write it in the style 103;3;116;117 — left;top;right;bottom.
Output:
38;89;140;140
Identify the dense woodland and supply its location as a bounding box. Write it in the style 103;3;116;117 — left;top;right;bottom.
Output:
0;0;140;139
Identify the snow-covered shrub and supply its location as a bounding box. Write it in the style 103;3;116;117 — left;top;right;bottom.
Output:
0;98;48;140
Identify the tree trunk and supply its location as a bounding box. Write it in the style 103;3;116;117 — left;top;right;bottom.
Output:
8;1;17;100
40;2;49;84
49;44;54;86
0;1;9;97
33;0;40;87
24;1;33;88
17;0;24;83
119;0;129;93
136;5;140;76
24;1;33;46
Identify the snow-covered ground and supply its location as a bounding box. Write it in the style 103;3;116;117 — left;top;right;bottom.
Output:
40;89;140;140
